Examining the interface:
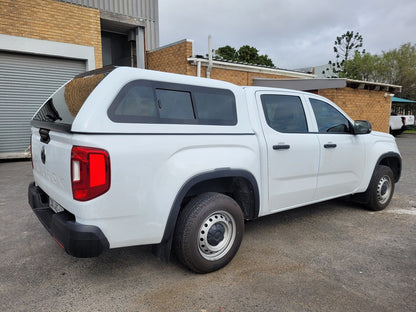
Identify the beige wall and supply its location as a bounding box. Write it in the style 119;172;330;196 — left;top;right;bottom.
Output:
147;40;297;84
147;40;192;75
0;0;102;68
319;88;391;133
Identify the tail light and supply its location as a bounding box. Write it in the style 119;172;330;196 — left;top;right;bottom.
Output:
71;146;110;201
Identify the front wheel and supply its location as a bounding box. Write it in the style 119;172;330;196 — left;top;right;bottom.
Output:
365;165;395;211
173;192;244;273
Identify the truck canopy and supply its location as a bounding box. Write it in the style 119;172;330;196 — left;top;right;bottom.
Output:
32;67;253;134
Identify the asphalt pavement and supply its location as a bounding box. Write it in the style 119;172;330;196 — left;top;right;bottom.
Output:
0;134;415;312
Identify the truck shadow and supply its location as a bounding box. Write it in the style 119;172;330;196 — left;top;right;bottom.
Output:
244;198;364;232
69;198;367;277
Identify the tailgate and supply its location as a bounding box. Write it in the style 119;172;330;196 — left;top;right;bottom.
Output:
30;68;112;210
31;127;74;210
405;115;415;126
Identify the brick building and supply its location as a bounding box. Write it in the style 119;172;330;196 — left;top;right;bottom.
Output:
0;0;158;158
0;1;401;157
319;84;399;133
147;39;401;133
147;39;314;84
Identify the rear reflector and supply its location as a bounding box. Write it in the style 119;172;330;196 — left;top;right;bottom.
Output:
71;146;110;201
30;135;33;169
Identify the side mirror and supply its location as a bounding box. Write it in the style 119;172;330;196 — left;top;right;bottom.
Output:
353;120;372;135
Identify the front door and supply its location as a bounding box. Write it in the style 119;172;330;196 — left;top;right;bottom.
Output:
308;98;366;200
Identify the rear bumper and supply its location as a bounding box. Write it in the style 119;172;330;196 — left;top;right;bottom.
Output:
28;182;109;258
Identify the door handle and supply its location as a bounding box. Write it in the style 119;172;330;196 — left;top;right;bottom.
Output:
324;143;337;148
273;144;290;150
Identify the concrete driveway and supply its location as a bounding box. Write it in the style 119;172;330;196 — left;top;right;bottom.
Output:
1;134;415;312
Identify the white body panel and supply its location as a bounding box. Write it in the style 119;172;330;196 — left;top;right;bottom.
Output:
406;115;415;127
33;130;260;248
390;114;415;130
390;116;403;130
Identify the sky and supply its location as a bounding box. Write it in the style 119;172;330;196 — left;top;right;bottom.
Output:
158;0;416;70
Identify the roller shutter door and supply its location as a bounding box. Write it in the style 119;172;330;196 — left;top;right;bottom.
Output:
0;52;86;157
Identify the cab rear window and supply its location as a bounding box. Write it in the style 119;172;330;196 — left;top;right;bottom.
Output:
108;80;237;126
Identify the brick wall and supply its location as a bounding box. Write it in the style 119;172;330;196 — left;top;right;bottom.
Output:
197;67;293;85
318;88;391;133
147;40;296;84
0;0;102;68
147;40;193;74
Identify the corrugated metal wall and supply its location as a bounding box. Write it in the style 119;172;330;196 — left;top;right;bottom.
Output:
58;0;159;50
0;52;85;156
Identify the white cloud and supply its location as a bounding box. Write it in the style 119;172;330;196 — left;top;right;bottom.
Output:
158;0;416;69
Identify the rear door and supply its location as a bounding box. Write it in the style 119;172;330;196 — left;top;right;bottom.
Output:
308;97;366;200
256;91;320;212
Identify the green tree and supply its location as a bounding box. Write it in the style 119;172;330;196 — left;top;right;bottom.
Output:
378;43;416;100
215;44;274;67
215;45;237;61
325;31;365;77
237;45;260;63
343;51;381;81
340;42;416;100
256;54;274;67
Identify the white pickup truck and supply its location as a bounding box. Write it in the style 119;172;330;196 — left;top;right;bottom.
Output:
390;113;415;136
28;67;402;273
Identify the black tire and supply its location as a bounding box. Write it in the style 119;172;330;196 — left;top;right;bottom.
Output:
365;165;395;211
173;192;244;273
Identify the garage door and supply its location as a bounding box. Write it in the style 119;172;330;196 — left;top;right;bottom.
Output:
0;52;86;157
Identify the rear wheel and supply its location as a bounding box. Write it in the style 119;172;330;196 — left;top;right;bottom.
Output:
365;165;395;211
173;192;244;273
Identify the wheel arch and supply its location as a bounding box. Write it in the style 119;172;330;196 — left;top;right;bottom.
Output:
152;169;260;261
377;152;401;183
352;152;401;205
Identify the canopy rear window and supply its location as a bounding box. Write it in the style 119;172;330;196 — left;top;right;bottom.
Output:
32;67;113;131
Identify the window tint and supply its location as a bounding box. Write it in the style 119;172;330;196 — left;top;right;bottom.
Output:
156;89;194;120
114;85;157;118
261;95;308;133
108;80;237;125
310;98;351;133
193;91;236;125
